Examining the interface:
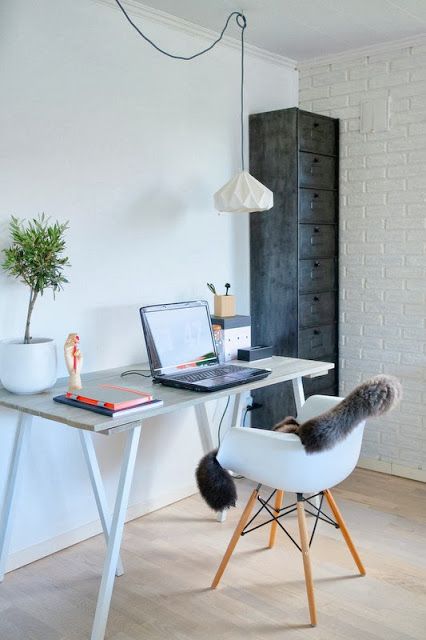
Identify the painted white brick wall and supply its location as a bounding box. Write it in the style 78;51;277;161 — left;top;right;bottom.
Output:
299;42;426;482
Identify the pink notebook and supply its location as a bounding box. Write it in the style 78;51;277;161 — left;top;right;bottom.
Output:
66;384;153;410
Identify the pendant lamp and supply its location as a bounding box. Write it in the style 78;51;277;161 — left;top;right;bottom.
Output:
213;15;274;214
214;171;273;214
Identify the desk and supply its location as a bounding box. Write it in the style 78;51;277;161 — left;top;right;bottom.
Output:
0;356;333;640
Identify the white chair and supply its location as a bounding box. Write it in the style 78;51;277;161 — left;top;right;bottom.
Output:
211;395;366;627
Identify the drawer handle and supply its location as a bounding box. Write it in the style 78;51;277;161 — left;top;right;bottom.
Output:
310;193;319;210
313;296;319;302
314;227;320;233
312;157;319;164
313;122;319;128
313;330;320;335
314;261;320;267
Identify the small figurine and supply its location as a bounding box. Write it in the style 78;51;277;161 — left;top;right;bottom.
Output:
64;333;83;391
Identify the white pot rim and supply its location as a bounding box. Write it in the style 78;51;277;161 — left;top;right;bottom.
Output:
1;337;55;346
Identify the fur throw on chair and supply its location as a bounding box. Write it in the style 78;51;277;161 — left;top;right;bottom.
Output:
196;375;401;512
273;375;402;453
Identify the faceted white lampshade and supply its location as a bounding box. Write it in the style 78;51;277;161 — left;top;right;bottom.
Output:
214;170;274;214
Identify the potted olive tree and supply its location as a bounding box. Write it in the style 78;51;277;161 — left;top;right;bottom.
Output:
0;214;70;394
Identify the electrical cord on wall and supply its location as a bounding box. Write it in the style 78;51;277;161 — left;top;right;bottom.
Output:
243;406;249;426
113;0;247;171
216;398;246;480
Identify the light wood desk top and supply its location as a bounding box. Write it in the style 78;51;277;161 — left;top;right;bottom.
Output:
0;356;334;435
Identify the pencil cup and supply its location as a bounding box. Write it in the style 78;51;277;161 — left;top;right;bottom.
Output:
214;295;236;318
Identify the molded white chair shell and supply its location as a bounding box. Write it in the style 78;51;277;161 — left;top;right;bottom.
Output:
217;395;366;494
211;394;368;627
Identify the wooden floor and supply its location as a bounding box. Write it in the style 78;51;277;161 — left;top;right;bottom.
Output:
1;469;425;640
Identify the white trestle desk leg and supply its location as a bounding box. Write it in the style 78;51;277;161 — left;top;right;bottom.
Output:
90;425;141;640
216;509;227;523
292;377;305;414
195;403;215;453
79;430;124;577
0;412;32;582
215;393;244;523
231;393;244;428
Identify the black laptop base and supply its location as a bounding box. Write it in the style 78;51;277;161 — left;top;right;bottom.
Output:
156;368;271;392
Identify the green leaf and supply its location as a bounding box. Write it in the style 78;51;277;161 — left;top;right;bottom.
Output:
2;214;71;340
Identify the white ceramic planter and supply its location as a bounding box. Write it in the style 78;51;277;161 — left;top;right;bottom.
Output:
0;338;57;394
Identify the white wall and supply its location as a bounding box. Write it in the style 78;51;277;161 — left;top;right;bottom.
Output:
0;0;298;570
299;40;426;482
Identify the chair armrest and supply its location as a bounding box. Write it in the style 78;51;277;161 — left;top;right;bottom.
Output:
296;394;343;423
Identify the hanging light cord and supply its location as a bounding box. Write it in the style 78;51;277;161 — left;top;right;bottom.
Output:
239;14;246;171
113;0;247;170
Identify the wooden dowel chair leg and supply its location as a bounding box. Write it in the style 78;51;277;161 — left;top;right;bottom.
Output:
268;490;284;549
324;489;366;576
211;488;259;589
296;496;317;627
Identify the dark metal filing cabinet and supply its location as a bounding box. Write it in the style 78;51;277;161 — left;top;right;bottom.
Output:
249;107;339;428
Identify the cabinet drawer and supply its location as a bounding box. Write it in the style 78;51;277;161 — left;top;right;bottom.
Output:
299;113;337;156
299;325;336;360
299;189;337;224
299;152;337;189
303;366;337;396
299;292;336;328
299;224;336;259
299;258;337;293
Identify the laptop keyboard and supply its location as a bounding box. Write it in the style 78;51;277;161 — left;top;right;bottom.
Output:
175;365;246;383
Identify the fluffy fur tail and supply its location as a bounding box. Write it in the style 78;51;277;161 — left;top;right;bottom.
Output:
196;450;237;512
299;375;402;453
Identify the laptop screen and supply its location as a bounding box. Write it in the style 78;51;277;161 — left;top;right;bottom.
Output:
140;301;219;376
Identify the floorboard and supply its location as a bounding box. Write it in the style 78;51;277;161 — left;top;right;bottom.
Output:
1;468;425;639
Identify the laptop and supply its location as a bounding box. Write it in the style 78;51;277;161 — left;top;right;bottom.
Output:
139;300;271;392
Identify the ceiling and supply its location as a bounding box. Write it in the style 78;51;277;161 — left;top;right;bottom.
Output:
139;0;426;61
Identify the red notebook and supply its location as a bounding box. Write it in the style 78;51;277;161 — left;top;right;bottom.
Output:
66;384;153;410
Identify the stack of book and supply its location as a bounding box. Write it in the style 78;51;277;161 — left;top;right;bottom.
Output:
54;383;163;417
